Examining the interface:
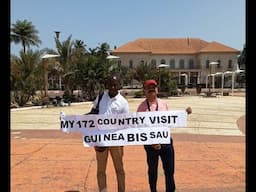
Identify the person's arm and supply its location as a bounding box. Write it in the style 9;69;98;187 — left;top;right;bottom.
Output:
85;95;100;115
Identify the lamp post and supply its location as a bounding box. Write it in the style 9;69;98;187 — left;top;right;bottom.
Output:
206;74;208;89
54;31;61;39
223;71;233;96
106;55;121;86
181;73;188;86
208;61;219;93
53;31;63;90
212;73;216;92
157;64;169;92
235;68;245;90
106;55;120;70
230;69;245;96
106;55;120;60
41;54;60;97
180;73;188;94
214;72;223;96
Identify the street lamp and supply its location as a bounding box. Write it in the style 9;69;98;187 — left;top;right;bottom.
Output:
208;61;219;93
235;69;245;91
53;31;62;89
41;54;60;98
54;31;61;39
214;72;223;96
157;64;169;92
180;73;188;94
223;71;233;96
181;73;188;86
106;55;120;60
224;70;244;96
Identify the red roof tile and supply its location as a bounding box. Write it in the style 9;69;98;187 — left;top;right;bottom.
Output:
113;38;239;54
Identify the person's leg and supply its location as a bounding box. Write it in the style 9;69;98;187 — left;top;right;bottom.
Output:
160;139;175;192
110;146;125;192
96;149;109;192
144;145;159;192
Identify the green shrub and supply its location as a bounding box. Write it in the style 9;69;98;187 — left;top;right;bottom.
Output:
134;90;144;98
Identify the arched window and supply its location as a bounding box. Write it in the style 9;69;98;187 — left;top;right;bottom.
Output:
169;59;175;69
228;60;233;68
160;59;166;64
189;59;194;69
179;59;185;69
206;60;210;69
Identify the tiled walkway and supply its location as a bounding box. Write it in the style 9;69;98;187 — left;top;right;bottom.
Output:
11;95;245;192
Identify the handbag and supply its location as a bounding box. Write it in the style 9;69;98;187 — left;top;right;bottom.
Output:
87;92;104;114
87;92;107;152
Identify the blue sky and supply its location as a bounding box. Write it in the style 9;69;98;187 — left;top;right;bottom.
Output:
11;0;245;55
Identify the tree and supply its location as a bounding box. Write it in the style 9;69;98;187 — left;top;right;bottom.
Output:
132;62;158;84
73;40;87;55
54;35;75;96
238;44;246;70
11;50;42;106
96;42;111;58
11;19;42;54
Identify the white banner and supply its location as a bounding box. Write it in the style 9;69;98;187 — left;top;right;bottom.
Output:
60;110;187;147
82;127;170;147
60;110;187;132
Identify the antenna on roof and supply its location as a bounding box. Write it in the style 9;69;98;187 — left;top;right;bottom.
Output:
187;37;190;47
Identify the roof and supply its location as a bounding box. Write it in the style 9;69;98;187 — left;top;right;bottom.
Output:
112;38;239;55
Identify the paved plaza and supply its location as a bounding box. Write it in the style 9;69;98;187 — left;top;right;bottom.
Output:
11;95;246;192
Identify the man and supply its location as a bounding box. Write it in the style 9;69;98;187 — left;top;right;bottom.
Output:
90;74;129;192
136;79;192;192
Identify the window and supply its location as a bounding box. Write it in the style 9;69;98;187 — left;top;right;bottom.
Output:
129;60;133;68
160;59;166;64
189;59;194;69
217;60;221;68
140;60;144;65
169;59;175;69
179;59;185;69
228;60;233;68
206;60;210;68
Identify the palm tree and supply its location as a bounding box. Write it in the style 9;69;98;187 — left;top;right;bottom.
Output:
96;42;111;58
11;50;42;106
11;19;42;54
55;35;79;99
133;62;158;84
74;40;87;55
88;47;98;56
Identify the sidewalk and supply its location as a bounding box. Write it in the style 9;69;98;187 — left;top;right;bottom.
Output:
11;96;245;192
11;131;245;192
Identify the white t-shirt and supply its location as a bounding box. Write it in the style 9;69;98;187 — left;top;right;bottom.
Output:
93;91;129;115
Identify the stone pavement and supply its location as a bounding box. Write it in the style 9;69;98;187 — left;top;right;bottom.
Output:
10;96;246;192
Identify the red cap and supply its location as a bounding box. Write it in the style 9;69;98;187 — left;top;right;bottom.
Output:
144;79;157;89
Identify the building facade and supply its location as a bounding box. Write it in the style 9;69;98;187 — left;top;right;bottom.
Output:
112;38;240;87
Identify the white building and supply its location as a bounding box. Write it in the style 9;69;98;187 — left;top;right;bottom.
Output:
112;38;239;87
